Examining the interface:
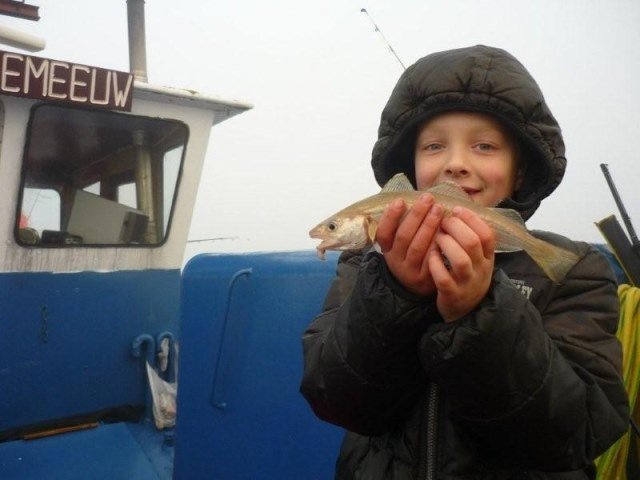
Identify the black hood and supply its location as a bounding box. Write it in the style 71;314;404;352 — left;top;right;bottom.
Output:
371;45;565;220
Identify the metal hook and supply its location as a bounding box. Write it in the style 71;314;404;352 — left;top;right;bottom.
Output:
132;333;156;365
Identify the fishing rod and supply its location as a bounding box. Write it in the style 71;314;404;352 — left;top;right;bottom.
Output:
596;163;640;286
360;8;406;71
186;236;239;243
600;163;640;251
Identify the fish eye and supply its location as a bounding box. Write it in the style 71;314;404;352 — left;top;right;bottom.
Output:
328;222;337;231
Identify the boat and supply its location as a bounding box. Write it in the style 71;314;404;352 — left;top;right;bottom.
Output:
0;1;344;478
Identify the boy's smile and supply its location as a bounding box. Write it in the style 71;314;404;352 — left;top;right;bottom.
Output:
414;111;521;207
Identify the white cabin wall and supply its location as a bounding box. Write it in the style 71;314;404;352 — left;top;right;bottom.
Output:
0;96;32;271
0;96;216;273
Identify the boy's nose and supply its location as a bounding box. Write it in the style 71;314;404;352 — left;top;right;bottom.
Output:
444;152;470;177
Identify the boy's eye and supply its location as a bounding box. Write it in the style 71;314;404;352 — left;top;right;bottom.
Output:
423;143;443;152
476;143;496;151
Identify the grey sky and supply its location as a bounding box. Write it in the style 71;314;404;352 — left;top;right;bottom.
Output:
4;1;640;260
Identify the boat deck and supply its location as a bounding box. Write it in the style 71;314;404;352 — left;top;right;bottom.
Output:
0;421;173;480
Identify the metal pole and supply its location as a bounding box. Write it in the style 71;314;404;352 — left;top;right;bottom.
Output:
127;0;148;82
133;130;157;243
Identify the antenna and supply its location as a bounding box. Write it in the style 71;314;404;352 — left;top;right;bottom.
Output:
360;8;406;71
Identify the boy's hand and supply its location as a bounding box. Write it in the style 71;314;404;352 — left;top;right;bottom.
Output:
429;206;495;322
376;194;444;297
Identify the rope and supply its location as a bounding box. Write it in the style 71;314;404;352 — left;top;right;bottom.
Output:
595;284;640;479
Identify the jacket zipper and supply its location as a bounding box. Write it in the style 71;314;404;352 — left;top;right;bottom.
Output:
424;383;439;480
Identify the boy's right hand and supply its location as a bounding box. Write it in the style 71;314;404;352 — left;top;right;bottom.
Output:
376;194;444;297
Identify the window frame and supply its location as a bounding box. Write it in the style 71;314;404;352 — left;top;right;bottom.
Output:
14;103;190;248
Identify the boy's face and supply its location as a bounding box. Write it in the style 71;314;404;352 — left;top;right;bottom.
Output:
414;111;521;207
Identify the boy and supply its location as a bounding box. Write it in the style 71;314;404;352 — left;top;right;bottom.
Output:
300;45;629;479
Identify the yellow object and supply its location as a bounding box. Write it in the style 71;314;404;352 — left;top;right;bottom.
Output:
595;284;640;479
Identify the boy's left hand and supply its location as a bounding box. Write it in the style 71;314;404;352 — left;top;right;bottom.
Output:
429;206;495;322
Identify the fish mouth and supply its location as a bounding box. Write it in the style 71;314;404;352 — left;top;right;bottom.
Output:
311;237;340;261
309;225;331;243
312;237;340;251
309;225;341;253
308;225;322;239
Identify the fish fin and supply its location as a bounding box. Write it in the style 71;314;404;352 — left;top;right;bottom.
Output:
365;217;378;243
525;238;580;283
381;173;415;193
491;207;526;227
427;182;471;201
492;208;527;253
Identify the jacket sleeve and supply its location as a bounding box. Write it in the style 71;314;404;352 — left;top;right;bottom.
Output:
419;245;629;470
300;250;438;436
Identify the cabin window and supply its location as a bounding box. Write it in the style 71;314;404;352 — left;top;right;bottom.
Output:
15;104;188;246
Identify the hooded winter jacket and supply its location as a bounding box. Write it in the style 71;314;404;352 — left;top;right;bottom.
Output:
300;46;629;479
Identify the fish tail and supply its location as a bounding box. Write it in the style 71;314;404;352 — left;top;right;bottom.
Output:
525;238;580;283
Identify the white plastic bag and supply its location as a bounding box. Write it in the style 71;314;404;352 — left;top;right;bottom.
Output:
146;361;177;429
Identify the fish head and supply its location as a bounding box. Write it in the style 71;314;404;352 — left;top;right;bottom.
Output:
309;215;373;259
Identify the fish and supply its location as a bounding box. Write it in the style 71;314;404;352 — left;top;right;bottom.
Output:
309;173;580;283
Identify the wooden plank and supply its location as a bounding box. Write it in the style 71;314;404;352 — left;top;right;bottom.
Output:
23;422;99;441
